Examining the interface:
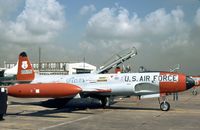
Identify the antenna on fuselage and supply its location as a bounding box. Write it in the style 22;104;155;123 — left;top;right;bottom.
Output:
169;64;180;72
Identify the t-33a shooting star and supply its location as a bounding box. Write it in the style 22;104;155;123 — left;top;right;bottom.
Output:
5;52;195;111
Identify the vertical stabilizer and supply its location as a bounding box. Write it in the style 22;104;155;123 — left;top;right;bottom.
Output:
16;52;35;81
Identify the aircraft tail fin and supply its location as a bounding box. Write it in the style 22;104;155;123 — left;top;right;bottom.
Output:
16;52;35;82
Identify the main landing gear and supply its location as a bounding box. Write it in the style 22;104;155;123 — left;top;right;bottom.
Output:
100;96;171;111
158;96;170;111
100;96;113;108
192;89;198;96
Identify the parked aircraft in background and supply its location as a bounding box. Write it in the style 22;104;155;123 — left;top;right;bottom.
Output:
0;63;18;84
190;76;200;95
5;52;196;111
0;65;17;77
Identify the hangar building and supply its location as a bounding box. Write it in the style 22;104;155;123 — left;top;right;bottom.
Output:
3;61;96;75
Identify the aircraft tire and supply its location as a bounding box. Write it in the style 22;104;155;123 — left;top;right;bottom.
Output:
160;102;170;111
100;97;107;108
192;90;197;96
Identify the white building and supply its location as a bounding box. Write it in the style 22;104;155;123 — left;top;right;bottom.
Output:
3;61;96;75
66;62;96;75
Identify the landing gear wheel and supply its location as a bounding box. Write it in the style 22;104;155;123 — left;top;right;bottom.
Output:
160;102;170;111
100;97;108;108
0;114;4;121
192;90;197;96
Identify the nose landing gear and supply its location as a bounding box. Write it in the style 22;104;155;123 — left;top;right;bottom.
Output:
158;96;170;111
160;101;170;111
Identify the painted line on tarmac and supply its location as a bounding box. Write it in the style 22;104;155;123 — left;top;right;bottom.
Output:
39;115;93;130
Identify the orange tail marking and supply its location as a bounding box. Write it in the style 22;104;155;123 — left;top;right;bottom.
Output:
16;52;35;81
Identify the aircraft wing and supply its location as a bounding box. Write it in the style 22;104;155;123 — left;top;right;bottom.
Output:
81;83;112;94
82;87;112;93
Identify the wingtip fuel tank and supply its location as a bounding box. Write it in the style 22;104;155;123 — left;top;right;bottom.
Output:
7;83;82;98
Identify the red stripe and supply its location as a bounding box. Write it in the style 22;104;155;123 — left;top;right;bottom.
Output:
159;72;186;93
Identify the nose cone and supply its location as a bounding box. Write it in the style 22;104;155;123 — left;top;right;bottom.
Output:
186;76;195;90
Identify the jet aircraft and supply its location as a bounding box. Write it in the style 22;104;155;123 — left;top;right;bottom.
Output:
5;52;195;111
190;76;200;95
0;62;18;85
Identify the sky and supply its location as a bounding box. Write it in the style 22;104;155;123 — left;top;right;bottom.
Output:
0;0;200;75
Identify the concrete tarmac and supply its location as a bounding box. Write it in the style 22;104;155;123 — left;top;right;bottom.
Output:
1;89;200;130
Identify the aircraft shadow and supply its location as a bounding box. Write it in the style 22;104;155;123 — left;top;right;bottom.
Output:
7;105;96;118
108;106;160;111
7;98;102;118
7;98;160;118
7;108;71;118
9;98;102;109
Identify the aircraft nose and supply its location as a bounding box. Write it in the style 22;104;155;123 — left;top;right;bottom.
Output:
186;76;195;90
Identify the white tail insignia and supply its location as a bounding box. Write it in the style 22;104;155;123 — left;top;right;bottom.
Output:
21;61;28;69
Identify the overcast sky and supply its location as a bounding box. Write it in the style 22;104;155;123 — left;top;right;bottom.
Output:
0;0;200;75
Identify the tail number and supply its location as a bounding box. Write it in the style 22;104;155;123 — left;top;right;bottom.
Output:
21;69;32;74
